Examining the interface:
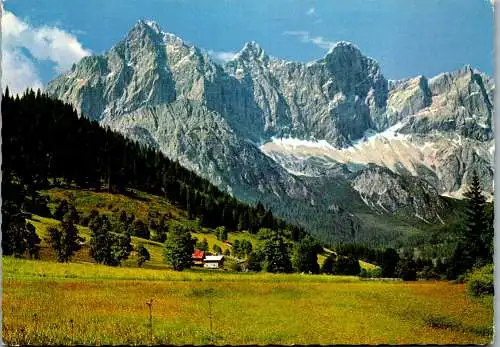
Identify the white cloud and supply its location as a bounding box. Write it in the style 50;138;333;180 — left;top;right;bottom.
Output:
2;48;44;94
1;9;91;94
306;7;316;16
207;49;237;62
284;31;335;50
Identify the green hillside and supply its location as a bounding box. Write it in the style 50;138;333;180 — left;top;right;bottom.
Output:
31;187;377;271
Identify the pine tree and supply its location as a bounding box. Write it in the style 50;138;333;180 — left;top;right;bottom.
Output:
54;199;70;221
396;254;417;281
463;171;491;267
379;248;400;278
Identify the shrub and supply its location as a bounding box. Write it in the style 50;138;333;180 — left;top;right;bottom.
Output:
466;264;494;298
247;251;262;272
136;243;151;267
131;219;150;239
333;256;361;276
368;267;383;278
321;254;336;274
359;267;383;278
226;260;242;272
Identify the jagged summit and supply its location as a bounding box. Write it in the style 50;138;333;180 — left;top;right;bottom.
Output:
127;19;185;46
46;20;494;243
143;20;162;34
326;40;361;55
235;41;269;62
322;40;376;66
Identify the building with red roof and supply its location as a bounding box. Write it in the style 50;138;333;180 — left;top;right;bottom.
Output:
192;249;205;266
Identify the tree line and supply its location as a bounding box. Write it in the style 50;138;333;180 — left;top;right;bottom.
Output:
2;89;307;249
1;89;493;281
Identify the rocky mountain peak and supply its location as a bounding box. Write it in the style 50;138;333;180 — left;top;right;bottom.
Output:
46;21;494;244
142;20;162;34
322;40;381;75
326;41;361;55
127;20;163;42
126;20;185;48
236;41;269;63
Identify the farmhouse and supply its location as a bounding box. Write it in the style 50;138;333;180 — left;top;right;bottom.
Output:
192;249;205;266
203;255;225;269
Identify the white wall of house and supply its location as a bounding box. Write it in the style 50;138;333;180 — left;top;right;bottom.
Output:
204;262;220;269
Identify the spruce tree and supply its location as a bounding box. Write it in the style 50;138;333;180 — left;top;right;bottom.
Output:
463;171;491;267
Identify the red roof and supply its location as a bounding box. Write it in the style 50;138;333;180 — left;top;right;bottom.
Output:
192;249;205;259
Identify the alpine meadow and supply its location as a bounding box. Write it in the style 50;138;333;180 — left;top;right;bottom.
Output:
1;1;495;345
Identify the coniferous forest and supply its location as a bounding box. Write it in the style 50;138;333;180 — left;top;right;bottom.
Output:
2;89;307;241
1;89;494;282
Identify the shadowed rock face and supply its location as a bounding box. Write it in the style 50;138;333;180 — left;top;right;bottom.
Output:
47;20;494;244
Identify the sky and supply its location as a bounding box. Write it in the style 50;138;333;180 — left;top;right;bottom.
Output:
2;0;495;94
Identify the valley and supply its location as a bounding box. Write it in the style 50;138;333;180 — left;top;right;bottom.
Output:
1;8;494;346
3;257;493;345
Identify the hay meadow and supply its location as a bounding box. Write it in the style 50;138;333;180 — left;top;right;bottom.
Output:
2;257;493;345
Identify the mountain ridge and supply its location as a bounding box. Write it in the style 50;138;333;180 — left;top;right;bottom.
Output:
46;20;494;245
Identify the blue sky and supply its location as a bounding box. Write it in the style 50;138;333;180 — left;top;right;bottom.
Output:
2;0;494;94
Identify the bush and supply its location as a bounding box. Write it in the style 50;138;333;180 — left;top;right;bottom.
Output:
321;254;336;274
136;243;151;267
360;267;382;278
226;260;242;272
466;264;494;297
333;256;361;276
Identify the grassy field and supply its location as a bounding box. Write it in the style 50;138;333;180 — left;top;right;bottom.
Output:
2;257;493;345
36;188;380;271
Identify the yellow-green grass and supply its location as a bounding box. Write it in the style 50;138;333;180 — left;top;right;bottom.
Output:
42;188;187;224
2;257;493;345
27;214;262;268
360;260;379;270
317;249;379;271
29;213;373;270
28;215;168;269
37;187;377;268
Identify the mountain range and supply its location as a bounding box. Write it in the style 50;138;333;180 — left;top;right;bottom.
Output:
46;20;495;246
